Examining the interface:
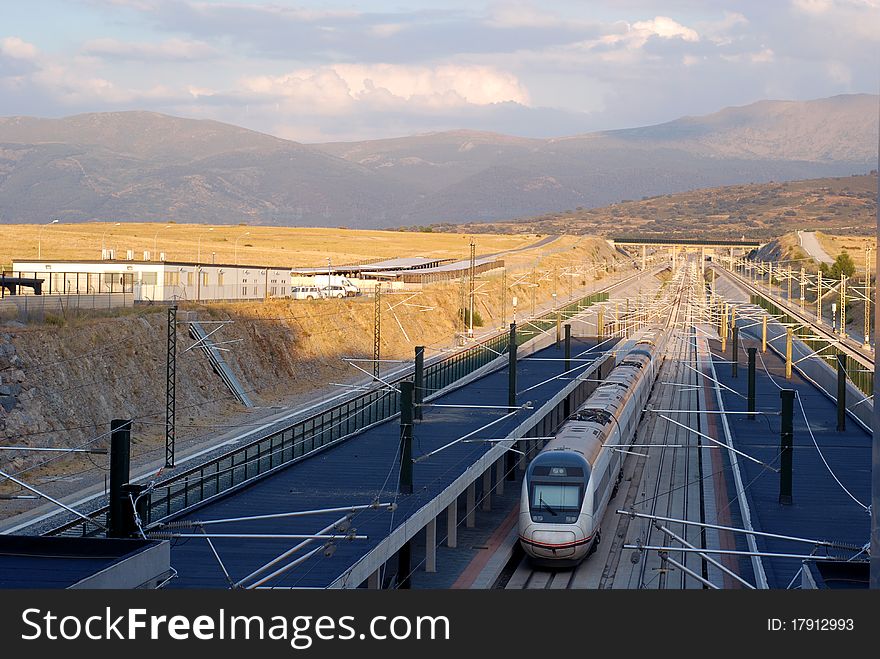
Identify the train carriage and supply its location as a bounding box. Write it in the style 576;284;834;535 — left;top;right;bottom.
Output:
518;326;666;567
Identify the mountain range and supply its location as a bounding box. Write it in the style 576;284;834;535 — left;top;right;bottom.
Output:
0;93;876;227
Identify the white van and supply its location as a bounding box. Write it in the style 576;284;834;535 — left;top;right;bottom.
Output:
291;286;321;300
321;285;347;299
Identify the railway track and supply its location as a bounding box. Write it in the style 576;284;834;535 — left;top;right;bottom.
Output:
504;262;710;589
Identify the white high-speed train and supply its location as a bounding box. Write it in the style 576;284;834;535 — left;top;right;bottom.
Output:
518;326;667;567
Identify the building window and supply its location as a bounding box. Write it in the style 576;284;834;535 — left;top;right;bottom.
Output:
164;271;180;286
142;272;158;286
202;272;209;286
242;286;247;296
281;287;286;296
217;272;224;286
185;272;193;287
270;286;277;296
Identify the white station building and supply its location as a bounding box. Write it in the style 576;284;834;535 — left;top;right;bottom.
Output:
12;258;293;303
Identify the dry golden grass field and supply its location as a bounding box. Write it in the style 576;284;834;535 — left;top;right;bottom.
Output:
816;232;876;270
0;222;543;270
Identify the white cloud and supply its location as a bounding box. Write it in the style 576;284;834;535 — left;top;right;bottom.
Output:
631;16;699;43
488;4;573;29
0;36;39;60
789;0;878;13
369;24;405;38
242;63;530;114
750;48;775;63
825;61;853;84
82;37;220;61
700;11;749;45
791;0;835;12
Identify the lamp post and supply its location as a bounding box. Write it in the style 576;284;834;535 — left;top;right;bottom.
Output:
197;227;214;264
234;231;251;265
38;218;59;260
153;224;172;259
326;256;332;299
101;222;121;257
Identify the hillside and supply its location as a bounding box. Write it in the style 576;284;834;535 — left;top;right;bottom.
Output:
0;234;623;511
0;94;875;228
431;173;878;240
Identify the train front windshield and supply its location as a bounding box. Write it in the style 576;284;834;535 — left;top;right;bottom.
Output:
528;464;586;523
532;483;580;511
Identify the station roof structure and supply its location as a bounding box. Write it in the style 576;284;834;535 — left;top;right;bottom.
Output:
0;536;168;589
162;336;614;589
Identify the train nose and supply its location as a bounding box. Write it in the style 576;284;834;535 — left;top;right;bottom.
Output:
529;530;577;559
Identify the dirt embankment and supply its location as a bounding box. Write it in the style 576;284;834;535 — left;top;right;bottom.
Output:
0;236;624;501
752;232;812;265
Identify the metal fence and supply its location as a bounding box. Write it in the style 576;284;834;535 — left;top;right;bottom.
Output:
0;293;134;322
750;295;874;398
45;289;608;537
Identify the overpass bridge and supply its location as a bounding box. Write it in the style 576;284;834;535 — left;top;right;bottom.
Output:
609;236;764;272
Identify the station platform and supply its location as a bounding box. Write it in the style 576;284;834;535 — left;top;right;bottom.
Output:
707;337;871;589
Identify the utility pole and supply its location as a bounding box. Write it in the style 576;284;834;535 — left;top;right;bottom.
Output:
840;274;847;339
468;240;476;338
500;268;507;329
799;267;806;310
459;269;467;337
864;246;872;349
780;390;794;505
165;306;177;468
109;419;133;538
399;381;414;494
817;269;823;323
872;141;879;588
530;267;536;319
373;284;381;380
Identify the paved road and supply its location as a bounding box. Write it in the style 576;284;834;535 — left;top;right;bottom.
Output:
797;231;834;265
479;234;560;259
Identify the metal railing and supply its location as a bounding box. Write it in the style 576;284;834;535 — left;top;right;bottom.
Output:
44;290;608;537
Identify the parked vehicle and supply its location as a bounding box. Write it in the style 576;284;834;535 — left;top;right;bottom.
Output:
321;285;346;299
291;286;321;300
313;275;360;297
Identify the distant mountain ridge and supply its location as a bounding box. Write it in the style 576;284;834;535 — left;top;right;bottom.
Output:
0;94;875;227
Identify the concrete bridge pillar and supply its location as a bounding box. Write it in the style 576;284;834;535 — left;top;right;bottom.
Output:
446;500;458;548
481;468;492;512
466;480;476;528
368;568;381;589
425;517;437;573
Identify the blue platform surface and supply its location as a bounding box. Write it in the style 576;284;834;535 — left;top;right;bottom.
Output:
165;337;612;589
0;536;161;588
709;339;870;589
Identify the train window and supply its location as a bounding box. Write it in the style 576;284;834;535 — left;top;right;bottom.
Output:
573;409;612;425
531;483;582;515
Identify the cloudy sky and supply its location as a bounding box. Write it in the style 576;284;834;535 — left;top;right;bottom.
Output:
1;1;877;142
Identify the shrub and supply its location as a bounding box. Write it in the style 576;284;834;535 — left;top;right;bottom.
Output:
459;307;484;328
